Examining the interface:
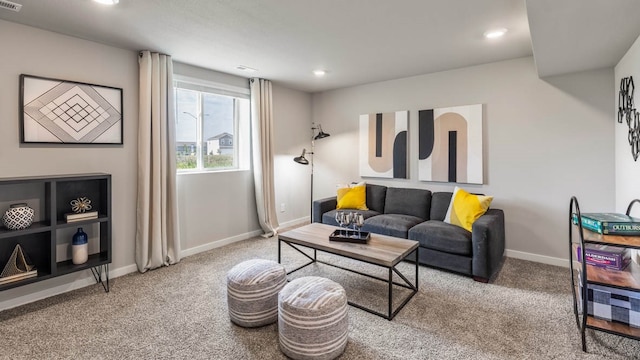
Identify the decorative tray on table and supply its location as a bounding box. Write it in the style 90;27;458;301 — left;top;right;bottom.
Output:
329;229;370;243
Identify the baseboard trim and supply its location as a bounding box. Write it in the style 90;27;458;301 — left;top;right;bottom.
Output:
506;249;569;268
1;228;568;311
0;264;138;312
278;217;309;229
179;229;264;258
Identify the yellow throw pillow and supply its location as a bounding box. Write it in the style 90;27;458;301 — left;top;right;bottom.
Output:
444;186;493;232
336;185;368;210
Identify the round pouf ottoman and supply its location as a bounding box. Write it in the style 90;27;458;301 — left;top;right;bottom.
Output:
226;259;287;327
278;276;348;360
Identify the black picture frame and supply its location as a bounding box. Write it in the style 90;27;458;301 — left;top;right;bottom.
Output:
19;74;123;144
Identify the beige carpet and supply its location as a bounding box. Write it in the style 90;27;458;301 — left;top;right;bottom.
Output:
1;233;639;359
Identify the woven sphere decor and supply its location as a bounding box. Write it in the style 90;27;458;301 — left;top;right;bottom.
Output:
2;204;34;230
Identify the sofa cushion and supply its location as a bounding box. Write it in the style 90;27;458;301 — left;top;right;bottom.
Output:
408;220;472;256
444;187;493;231
322;209;381;227
384;187;431;220
366;184;387;213
336;185;368;210
431;192;453;221
362;214;424;239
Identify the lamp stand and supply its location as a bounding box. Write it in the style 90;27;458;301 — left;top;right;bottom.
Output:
309;136;315;223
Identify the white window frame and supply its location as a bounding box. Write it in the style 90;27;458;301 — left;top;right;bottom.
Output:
173;75;250;174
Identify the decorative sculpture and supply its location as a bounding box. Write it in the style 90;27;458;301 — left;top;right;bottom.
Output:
618;76;640;161
70;197;92;213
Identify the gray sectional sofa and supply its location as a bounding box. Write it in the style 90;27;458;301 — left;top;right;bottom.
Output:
312;184;505;282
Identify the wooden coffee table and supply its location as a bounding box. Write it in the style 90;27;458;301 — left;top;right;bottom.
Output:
278;223;419;320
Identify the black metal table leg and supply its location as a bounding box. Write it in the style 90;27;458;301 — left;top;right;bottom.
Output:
415;247;419;291
281;240;418;320
388;267;393;320
91;264;109;293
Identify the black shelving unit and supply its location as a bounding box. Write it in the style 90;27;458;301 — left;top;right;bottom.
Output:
569;197;640;352
0;173;111;292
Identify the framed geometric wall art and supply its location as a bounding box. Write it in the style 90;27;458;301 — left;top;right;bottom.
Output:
418;104;483;184
20;74;123;144
359;110;408;179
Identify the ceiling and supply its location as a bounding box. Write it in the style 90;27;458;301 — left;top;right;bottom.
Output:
1;0;639;93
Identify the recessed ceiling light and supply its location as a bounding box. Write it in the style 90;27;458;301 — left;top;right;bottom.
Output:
313;70;326;77
93;0;119;5
236;65;257;72
483;28;508;39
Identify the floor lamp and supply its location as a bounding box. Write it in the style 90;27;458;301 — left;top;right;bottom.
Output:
293;123;330;222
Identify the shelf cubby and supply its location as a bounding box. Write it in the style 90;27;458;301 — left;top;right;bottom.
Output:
0;174;111;292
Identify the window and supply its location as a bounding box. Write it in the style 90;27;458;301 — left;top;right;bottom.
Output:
174;77;250;172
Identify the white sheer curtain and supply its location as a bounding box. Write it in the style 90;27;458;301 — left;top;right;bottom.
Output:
250;78;279;237
136;51;181;272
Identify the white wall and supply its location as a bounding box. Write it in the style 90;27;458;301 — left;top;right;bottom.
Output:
311;57;614;264
615;34;640;217
0;20;139;306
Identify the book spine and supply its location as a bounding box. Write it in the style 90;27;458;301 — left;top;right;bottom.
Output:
66;215;98;223
581;221;604;234
601;223;640;235
65;211;99;221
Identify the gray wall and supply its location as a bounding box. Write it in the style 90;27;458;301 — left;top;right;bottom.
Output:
310;57;614;264
614;33;640;263
0;20;139;306
0;20;311;310
272;84;313;226
615;34;640;215
173;62;261;255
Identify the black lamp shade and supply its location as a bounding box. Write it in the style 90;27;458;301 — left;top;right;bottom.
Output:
293;149;309;165
293;155;309;165
313;125;330;140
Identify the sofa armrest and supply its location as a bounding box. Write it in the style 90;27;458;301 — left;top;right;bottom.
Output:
313;197;337;223
471;208;505;280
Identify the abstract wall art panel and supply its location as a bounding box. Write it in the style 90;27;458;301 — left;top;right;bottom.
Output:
20;74;123;144
418;104;483;184
359;110;408;179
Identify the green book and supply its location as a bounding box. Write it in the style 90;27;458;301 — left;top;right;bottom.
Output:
572;212;640;235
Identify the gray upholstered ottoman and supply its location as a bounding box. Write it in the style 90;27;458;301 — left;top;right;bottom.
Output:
226;259;287;327
278;276;348;360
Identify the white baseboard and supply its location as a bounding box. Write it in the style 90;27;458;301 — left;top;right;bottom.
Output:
1;225;567;312
506;249;569;268
279;217;309;229
0;264;138;312
0;228;276;312
179;219;308;258
179;229;264;258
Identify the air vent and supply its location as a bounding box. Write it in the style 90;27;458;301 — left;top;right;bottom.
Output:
0;0;22;12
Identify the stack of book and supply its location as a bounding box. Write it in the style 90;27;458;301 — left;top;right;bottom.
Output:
65;211;98;223
572;212;640;236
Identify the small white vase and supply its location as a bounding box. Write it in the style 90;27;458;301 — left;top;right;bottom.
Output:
72;243;88;265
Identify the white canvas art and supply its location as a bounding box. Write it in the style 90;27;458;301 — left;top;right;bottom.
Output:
21;74;123;144
418;104;483;184
359;110;408;179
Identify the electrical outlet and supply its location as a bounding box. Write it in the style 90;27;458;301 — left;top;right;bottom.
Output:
280;203;285;212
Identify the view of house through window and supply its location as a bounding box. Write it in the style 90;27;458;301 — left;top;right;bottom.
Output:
174;81;250;171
